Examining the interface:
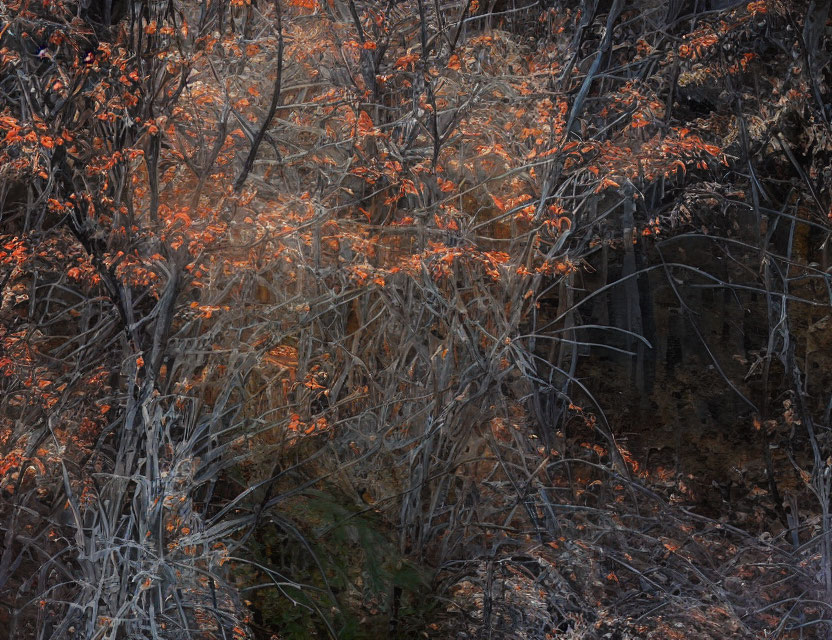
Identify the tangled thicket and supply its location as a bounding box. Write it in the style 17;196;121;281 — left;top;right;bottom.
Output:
0;0;831;637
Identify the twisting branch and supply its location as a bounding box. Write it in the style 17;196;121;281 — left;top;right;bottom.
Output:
235;0;284;193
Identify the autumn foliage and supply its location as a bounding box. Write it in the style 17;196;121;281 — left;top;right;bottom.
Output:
0;0;831;638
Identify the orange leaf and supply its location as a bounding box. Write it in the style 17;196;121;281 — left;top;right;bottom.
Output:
357;111;375;137
595;177;619;193
438;177;455;192
394;53;419;70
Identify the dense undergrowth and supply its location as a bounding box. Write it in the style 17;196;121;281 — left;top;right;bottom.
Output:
0;0;831;637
